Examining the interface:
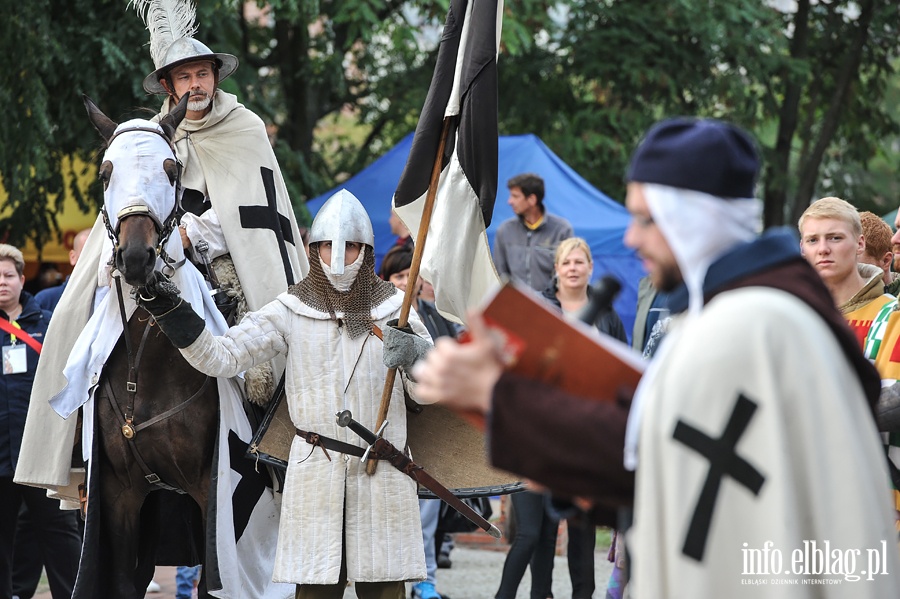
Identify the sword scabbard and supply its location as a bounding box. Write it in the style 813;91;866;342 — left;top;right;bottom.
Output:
337;410;501;538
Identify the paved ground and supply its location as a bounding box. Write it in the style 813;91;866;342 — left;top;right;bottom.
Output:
33;544;614;598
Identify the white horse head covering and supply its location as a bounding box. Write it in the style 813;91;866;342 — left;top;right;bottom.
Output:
101;119;176;233
623;184;762;470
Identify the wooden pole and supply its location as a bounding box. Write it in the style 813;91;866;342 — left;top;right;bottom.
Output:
367;117;452;475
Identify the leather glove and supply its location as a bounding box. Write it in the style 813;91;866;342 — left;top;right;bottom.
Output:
134;271;182;316
134;271;205;348
382;318;432;370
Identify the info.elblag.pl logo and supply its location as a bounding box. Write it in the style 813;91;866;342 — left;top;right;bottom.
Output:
741;540;891;584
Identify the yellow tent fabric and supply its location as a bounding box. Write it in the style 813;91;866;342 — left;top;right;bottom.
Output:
0;156;98;265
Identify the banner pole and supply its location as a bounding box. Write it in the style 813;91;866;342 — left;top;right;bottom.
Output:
367;117;452;475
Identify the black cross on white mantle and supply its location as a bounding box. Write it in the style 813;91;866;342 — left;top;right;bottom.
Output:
227;430;273;543
239;167;296;286
672;392;765;562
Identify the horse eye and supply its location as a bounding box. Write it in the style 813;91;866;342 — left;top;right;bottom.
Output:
99;160;113;191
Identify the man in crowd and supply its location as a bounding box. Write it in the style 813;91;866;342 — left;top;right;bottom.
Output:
34;228;91;313
859;211;899;293
414;118;900;598
493;173;573;293
798;197;894;347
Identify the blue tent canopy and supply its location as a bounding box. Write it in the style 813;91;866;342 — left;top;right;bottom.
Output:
306;133;646;341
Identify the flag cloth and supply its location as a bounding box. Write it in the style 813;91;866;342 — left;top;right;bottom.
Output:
392;0;503;324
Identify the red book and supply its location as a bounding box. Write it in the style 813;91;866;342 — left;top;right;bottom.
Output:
458;281;645;430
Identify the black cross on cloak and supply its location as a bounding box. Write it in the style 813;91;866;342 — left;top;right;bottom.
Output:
672;393;765;562
227;430;273;542
239;167;296;286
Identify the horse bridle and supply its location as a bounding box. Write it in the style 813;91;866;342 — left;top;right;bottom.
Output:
99;126;202;493
100;126;185;277
108;274;211;494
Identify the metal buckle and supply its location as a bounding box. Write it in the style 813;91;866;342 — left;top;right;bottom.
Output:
145;473;161;484
127;381;137;392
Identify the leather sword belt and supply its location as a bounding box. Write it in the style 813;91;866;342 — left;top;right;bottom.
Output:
296;428;381;461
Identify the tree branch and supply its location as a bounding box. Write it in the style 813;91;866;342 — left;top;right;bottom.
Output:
763;0;809;227
791;0;877;224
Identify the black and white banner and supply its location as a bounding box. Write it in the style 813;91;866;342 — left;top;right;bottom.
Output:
393;0;504;324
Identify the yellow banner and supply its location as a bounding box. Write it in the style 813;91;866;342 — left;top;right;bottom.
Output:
1;156;98;264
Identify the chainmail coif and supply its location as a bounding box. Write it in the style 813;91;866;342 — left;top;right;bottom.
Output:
289;244;396;339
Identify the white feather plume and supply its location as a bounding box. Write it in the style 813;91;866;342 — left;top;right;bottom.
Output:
130;0;198;68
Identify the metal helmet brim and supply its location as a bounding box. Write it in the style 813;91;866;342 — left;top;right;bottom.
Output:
143;38;238;95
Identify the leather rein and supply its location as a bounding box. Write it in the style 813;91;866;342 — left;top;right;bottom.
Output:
106;271;210;493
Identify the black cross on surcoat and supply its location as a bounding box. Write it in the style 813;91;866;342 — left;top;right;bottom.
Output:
239;167;296;286
672;392;765;562
227;430;273;543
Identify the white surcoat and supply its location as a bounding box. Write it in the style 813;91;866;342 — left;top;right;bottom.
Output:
181;290;431;585
629;287;900;598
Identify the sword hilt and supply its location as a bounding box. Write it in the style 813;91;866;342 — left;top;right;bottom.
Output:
336;410;388;461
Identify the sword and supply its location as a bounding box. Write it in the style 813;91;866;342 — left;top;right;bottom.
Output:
335;410;502;539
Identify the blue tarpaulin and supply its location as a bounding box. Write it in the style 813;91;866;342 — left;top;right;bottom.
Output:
306;133;646;340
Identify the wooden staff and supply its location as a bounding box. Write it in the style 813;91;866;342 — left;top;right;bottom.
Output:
367;118;451;475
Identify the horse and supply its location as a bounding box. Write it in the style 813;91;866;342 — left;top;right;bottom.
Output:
80;94;219;599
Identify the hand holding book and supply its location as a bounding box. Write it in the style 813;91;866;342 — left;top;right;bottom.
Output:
413;279;645;430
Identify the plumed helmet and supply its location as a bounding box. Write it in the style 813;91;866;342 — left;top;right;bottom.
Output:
143;38;239;95
132;0;238;95
309;189;374;275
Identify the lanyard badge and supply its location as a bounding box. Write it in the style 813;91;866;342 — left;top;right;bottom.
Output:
3;320;27;375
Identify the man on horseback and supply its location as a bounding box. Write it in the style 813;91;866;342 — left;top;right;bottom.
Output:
136;189;435;599
14;3;310;597
136;3;310;403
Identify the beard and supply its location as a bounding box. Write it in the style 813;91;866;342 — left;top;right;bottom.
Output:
186;93;212;113
653;262;684;293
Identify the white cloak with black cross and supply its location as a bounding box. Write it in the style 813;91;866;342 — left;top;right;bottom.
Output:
628;286;900;598
157;90;309;311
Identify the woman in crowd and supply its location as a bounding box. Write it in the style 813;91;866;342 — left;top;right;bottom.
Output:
541;237;627;599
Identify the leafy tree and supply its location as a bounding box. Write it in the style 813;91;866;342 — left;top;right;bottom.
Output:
765;0;900;226
1;0;150;251
494;0;899;226
4;0;899;252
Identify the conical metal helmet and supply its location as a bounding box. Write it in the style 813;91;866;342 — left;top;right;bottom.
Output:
143;38;239;95
309;189;374;274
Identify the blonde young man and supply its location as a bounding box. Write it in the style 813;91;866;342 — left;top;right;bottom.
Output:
799;197;895;349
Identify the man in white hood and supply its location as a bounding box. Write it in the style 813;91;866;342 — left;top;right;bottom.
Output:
413;118;900;598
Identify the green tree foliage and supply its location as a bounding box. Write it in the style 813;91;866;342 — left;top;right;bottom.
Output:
1;0;150;250
3;0;899;251
495;0;899;225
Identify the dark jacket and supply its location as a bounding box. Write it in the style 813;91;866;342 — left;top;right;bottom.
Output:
493;213;573;293
416;298;461;341
540;284;628;343
0;291;51;477
34;279;68;313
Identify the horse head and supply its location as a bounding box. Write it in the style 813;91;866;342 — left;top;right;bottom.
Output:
83;94;189;286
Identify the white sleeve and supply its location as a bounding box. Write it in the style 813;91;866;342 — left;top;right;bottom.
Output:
181;209;228;259
180;300;290;378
